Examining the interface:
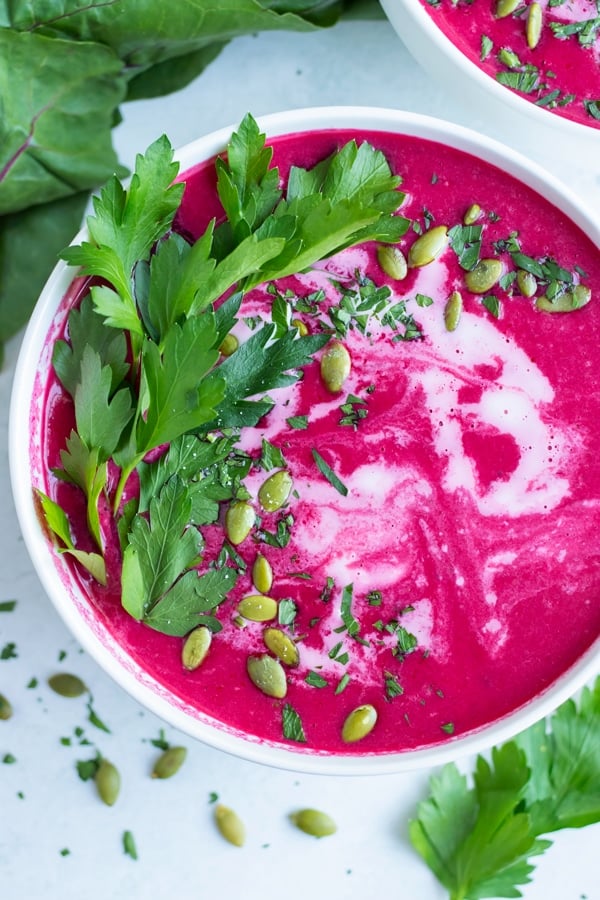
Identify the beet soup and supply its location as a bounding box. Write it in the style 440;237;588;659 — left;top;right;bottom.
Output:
33;124;600;756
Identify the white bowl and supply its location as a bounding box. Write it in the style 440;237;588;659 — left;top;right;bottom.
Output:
10;106;600;775
380;0;600;162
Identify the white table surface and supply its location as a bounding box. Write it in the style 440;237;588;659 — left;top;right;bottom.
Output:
1;16;599;900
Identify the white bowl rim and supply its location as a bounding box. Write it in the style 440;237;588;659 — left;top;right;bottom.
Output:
380;0;600;143
9;105;600;776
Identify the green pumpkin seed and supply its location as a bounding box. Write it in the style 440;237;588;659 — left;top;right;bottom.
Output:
495;0;519;17
516;269;537;298
263;627;299;667
526;2;543;49
464;258;503;294
247;654;287;698
237;594;278;622
463;203;482;226
408;225;448;268
47;672;87;698
290;808;337;838
0;693;13;720
536;285;591;313
292;318;309;336
341;703;378;743
95;758;121;806
152;745;187;779
252;553;273;595
225;500;255;545
258;469;293;512
181;625;212;671
377;245;408;281
214;803;245;847
219;333;239;357
444;290;463;332
320;341;351;393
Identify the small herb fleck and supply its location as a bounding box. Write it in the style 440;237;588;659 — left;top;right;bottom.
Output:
123;830;138;860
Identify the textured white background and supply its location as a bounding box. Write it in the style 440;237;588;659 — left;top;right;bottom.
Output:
1;16;599;900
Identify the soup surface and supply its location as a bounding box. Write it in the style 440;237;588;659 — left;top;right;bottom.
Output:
38;127;600;754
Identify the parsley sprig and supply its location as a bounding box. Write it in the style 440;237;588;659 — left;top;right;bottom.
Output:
410;678;600;899
41;113;409;636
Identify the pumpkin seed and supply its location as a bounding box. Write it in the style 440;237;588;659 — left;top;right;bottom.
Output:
516;269;537;298
341;703;378;743
464;258;503;294
320;341;351;393
219;333;239;357
258;469;293;513
495;0;519;16
526;2;543;49
292;318;308;336
463;203;482;226
181;625;211;671
225;500;255;545
247;654;287;698
444;290;463;332
408;225;449;268
95;758;121;806
252;553;273;595
0;693;13;720
377;245;408;281
290;808;337;838
214;803;245;847
237;594;278;622
152;745;187;779
263;627;300;667
536;285;591;313
47;672;87;698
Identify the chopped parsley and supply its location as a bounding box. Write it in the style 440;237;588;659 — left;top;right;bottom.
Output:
311;448;348;497
282;703;306;743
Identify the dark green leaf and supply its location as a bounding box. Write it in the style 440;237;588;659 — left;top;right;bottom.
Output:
143;567;238;636
120;477;202;621
0;30;125;215
0;189;88;350
53;294;130;399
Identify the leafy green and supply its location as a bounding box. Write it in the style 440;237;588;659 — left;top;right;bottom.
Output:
516;680;600;834
0;29;125;216
410;680;600;900
121;477;203;622
61;137;184;328
0;189;89;354
41;112;409;639
35;490;106;585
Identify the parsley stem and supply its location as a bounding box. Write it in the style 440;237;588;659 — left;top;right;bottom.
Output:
113;456;143;514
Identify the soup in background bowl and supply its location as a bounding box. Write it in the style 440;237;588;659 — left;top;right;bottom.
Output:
9;107;600;775
380;0;600;159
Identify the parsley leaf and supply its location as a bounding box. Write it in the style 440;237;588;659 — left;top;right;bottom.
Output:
311;448;348;496
515;679;600;833
410;743;548;900
410;680;600;899
61;136;183;334
120;476;203;622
